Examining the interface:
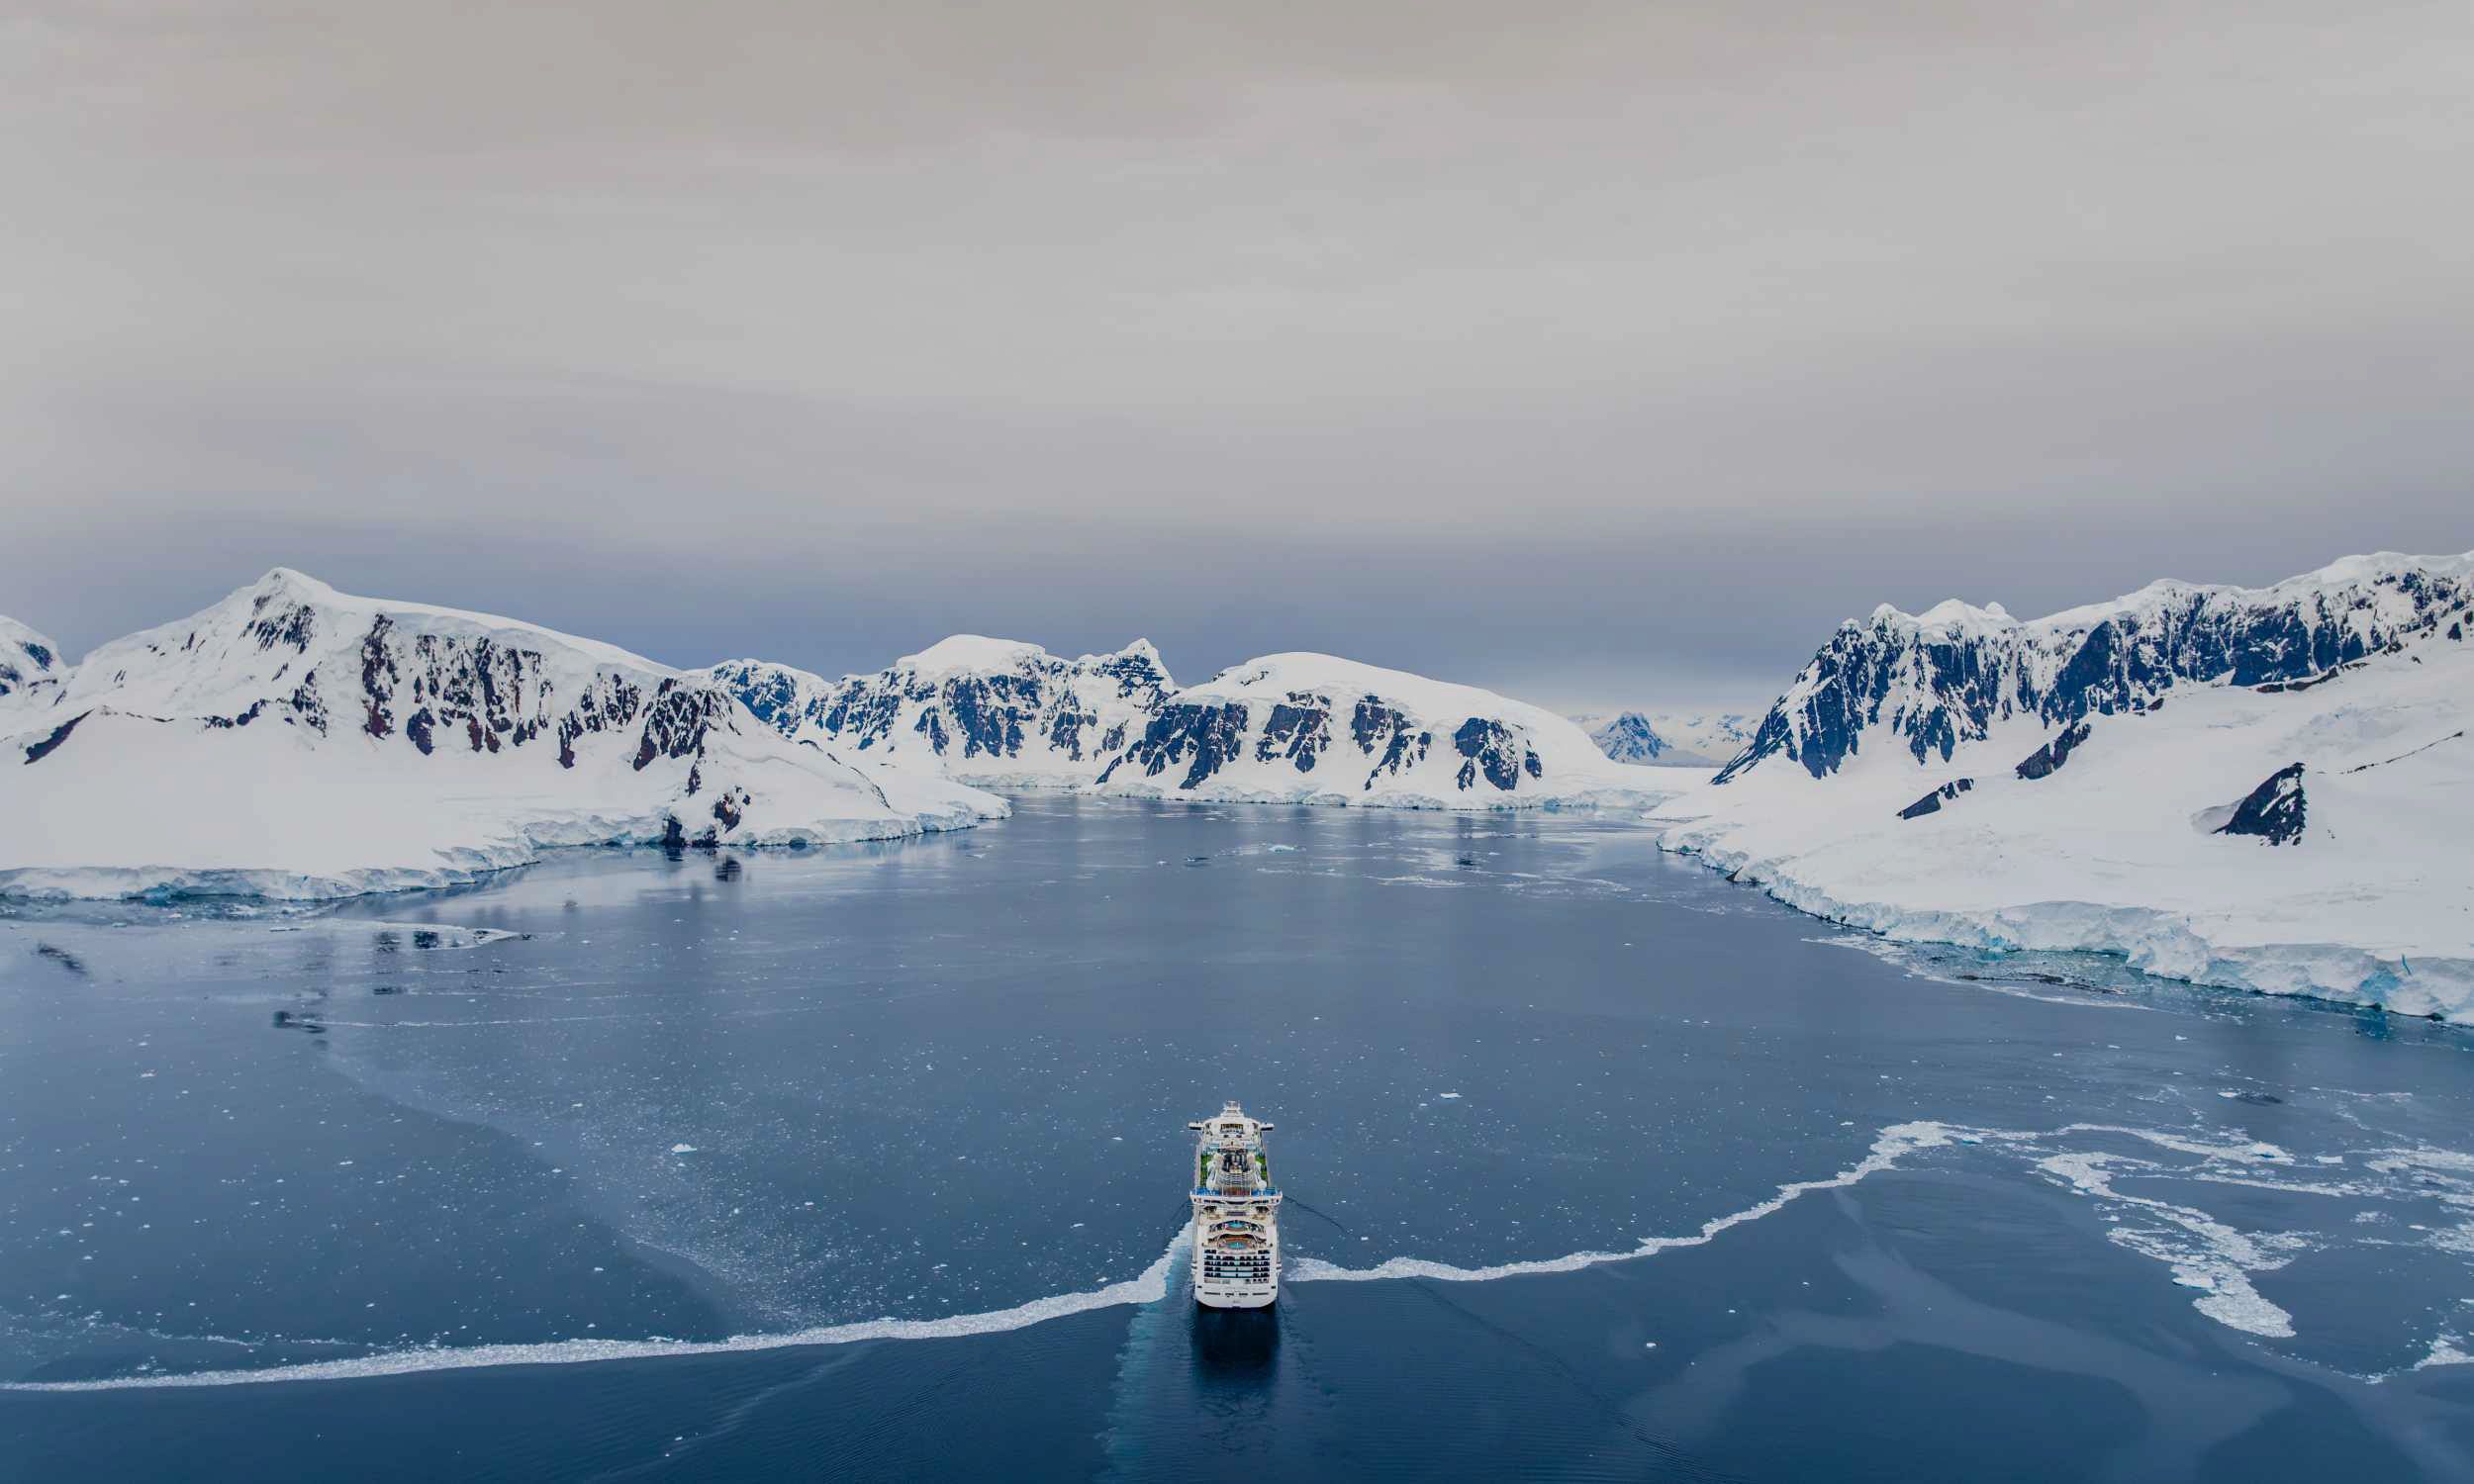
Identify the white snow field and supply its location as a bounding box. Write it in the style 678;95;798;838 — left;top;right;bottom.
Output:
0;570;1004;899
1658;552;2474;1015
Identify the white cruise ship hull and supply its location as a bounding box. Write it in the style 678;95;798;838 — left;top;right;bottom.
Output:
1188;1102;1282;1309
1190;1207;1280;1309
1194;1280;1277;1310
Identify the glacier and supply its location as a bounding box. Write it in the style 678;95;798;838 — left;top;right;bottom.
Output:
1657;550;2474;1017
0;571;1006;900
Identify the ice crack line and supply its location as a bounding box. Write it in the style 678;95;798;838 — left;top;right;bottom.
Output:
17;1118;2467;1392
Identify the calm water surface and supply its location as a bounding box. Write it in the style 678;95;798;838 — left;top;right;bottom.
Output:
3;798;2471;1480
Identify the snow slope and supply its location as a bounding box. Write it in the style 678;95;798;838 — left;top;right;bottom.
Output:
0;571;1004;900
1660;551;2474;1014
1570;710;1753;767
1095;653;1686;809
705;635;1174;788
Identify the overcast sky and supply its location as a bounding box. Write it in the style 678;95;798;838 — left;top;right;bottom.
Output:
4;1;2469;709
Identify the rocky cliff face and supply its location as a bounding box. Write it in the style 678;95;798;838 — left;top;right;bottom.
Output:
1717;554;2474;785
706;635;1175;784
1093;653;1660;807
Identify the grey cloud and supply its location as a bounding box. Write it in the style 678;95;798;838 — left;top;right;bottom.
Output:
2;1;2468;711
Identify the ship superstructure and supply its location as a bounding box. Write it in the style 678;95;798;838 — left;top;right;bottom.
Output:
1189;1101;1281;1309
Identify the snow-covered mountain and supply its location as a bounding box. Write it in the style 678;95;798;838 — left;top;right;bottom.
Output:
0;571;1004;899
1715;552;2472;784
0;615;65;719
705;635;1175;788
1095;653;1673;807
1657;551;2474;1015
1570;709;1753;767
714;640;1686;809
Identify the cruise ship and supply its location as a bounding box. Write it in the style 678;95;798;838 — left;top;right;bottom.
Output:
1189;1102;1282;1309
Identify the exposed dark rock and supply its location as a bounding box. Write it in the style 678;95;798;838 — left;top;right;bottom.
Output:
1719;563;2469;785
2217;763;2307;845
2015;720;2092;781
204;699;266;729
941;675;1033;759
285;680;328;734
721;643;1173;769
1897;778;1973;819
1451;716;1525;791
22;709;89;765
1255;697;1330;772
1351;700;1431;788
359;616;398;738
1102;702;1249;790
245;595;316;653
633;681;725;771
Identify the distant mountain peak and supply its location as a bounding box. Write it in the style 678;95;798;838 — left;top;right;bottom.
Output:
1719;549;2474;785
1570;708;1752;768
899;634;1053;676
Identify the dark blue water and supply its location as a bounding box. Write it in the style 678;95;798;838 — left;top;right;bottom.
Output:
4;798;2472;1479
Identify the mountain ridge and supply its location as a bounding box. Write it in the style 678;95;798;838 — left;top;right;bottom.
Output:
0;570;1005;899
713;645;1682;808
1717;549;2474;785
